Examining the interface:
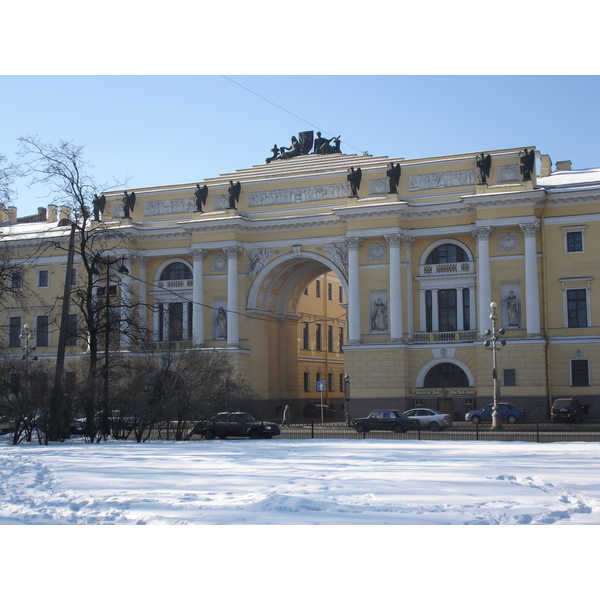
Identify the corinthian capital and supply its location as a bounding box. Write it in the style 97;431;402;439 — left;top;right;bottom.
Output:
519;221;540;238
222;245;244;258
345;237;363;251
471;226;493;241
190;248;209;260
384;233;404;248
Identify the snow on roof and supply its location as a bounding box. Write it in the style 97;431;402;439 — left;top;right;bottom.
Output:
538;167;600;189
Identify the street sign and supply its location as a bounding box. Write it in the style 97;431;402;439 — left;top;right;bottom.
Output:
316;381;326;392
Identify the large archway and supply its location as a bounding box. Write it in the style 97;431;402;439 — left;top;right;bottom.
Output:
246;251;349;420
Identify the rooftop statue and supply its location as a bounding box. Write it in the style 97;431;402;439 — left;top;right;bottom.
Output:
476;153;492;184
92;193;106;221
347;166;362;197
314;132;341;155
122;190;136;218
386;162;401;194
519;148;535;181
228;180;241;209
194;184;208;212
265;130;340;163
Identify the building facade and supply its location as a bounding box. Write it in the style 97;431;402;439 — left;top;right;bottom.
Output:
2;145;599;422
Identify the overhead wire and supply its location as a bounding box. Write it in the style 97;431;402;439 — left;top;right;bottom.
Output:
221;76;367;155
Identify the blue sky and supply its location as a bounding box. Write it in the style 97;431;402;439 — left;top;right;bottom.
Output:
3;75;600;217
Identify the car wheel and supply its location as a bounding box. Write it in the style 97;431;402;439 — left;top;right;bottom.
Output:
249;429;261;439
354;424;365;433
392;424;405;434
263;434;273;439
507;415;517;424
217;435;228;439
205;429;215;440
428;421;441;431
471;416;481;425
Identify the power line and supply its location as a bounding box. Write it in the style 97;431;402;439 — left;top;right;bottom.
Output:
222;76;366;155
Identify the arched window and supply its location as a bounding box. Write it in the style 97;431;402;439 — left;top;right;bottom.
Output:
160;262;192;281
426;243;469;265
423;363;470;388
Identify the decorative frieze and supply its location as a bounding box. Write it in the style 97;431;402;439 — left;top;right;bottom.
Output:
248;182;350;207
368;178;390;195
499;232;519;252
409;169;475;191
368;242;387;261
498;164;520;182
144;198;196;216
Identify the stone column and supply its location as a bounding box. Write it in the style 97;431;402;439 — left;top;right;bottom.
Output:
138;257;149;344
472;226;493;336
120;255;134;348
346;237;363;344
385;234;403;341
405;236;415;336
223;245;243;347
520;221;541;336
191;249;208;346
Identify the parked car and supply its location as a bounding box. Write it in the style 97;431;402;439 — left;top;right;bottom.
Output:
352;410;418;434
70;419;86;435
403;408;452;431
551;398;584;423
193;412;280;439
465;403;525;424
0;416;14;433
303;404;336;419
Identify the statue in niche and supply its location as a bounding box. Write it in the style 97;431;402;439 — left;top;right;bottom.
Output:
503;291;520;327
194;184;208;212
247;248;272;279
519;149;535;181
371;298;388;331
92;194;106;221
122;191;136;218
347;167;362;197
227;180;241;209
476;153;492;184
216;307;227;338
386;162;401;193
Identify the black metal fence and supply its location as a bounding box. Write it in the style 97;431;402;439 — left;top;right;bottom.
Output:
273;421;600;443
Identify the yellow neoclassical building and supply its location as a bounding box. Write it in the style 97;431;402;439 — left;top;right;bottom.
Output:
2;141;600;422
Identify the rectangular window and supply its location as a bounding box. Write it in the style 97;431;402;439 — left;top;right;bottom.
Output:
425;290;433;332
328;372;334;392
328;325;334;352
158;303;164;342
66;314;78;346
302;322;310;350
571;360;590;386
566;231;583;253
327;282;333;301
438;289;457;332
339;286;344;303
315;279;321;299
10;271;22;290
315;323;322;351
503;369;516;386
37;270;49;288
36;315;49;347
303;372;310;392
339;327;345;352
70;268;77;286
315;372;322;390
567;289;588;328
9;316;21;348
303;286;309;296
463;288;471;331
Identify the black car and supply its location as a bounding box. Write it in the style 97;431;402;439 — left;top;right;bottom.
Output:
352;410;418;434
551;398;584;423
193;412;280;439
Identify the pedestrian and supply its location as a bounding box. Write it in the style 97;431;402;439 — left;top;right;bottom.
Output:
282;405;291;427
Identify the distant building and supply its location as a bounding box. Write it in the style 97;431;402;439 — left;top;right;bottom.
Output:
2;146;599;421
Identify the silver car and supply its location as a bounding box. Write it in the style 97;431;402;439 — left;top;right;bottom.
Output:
403;408;452;431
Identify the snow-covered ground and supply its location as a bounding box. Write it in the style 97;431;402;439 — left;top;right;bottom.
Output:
2;438;599;526
1;438;597;598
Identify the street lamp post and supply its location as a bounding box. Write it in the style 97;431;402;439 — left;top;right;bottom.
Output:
344;373;350;426
484;301;506;430
91;256;129;436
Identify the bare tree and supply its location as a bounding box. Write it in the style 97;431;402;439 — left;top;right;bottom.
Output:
109;345;258;442
0;153;16;206
17;136;133;442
